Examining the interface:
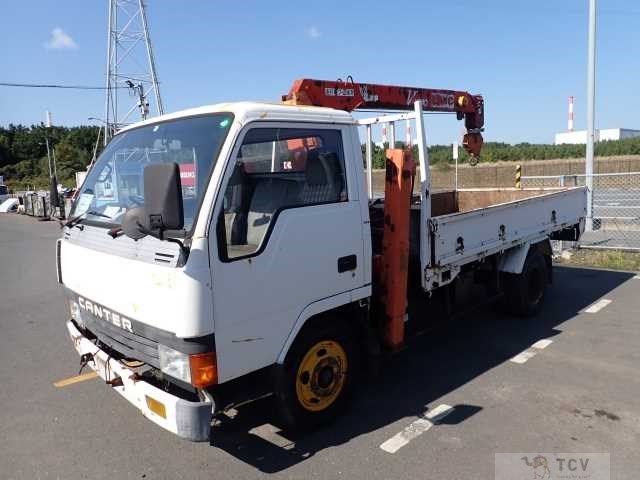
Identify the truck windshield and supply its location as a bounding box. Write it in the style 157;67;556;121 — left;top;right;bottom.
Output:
70;113;233;231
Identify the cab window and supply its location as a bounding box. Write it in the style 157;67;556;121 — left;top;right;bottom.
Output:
220;127;347;260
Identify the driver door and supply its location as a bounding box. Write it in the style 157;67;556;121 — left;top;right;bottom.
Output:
209;122;365;382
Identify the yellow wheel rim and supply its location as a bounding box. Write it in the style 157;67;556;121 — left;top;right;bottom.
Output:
295;340;348;412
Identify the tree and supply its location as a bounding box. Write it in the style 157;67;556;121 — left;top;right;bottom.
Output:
0;124;101;188
54;142;90;184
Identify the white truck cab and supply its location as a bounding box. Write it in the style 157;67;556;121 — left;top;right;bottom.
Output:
58;97;586;442
59;102;372;440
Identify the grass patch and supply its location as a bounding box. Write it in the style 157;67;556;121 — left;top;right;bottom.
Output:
556;248;640;272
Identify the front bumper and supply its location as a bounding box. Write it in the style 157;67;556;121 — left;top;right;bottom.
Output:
66;320;213;442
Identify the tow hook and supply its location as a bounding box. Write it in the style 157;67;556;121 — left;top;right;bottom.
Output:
78;353;94;374
106;377;124;388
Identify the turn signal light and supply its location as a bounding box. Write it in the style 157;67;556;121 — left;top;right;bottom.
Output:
189;352;218;388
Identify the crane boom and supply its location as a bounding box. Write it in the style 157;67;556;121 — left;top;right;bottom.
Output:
283;78;484;157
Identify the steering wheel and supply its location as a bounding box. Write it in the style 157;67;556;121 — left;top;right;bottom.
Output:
128;194;145;206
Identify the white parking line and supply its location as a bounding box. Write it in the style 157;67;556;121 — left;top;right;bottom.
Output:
584;299;612;313
380;404;454;454
510;350;538;364
249;424;295;450
510;339;554;364
531;339;553;350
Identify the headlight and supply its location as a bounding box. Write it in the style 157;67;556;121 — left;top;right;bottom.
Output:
69;299;84;328
157;345;218;388
158;344;191;384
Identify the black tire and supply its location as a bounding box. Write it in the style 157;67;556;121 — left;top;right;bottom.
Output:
504;250;549;317
274;319;359;431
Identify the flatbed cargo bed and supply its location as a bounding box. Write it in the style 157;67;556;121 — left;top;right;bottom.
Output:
371;186;587;288
429;187;587;267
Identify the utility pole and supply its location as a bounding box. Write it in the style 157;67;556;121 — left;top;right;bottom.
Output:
44;110;59;218
126;80;150;120
104;0;164;145
453;142;459;191
46;110;58;179
44;138;53;178
45;111;53;178
52;146;58;179
585;0;597;231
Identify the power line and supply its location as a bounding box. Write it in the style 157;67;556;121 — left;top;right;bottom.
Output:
0;82;127;90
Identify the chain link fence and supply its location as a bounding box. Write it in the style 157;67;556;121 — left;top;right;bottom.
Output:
522;172;640;251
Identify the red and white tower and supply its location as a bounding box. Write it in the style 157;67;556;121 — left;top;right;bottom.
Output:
567;96;575;132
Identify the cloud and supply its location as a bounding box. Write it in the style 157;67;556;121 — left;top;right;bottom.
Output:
44;27;78;50
307;26;321;39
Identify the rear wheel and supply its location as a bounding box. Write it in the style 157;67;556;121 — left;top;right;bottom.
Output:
274;320;358;431
504;249;549;317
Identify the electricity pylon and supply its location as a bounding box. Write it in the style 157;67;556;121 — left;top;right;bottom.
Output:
103;0;164;144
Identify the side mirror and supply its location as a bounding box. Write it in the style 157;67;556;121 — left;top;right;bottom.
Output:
122;207;147;240
122;163;184;240
144;163;184;232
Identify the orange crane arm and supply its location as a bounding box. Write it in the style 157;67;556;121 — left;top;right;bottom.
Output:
283;77;484;157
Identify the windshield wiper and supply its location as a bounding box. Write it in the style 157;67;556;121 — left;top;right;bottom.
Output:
107;226;124;239
86;210;112;219
63;210;112;230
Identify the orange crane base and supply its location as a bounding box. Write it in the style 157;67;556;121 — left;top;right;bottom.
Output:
377;148;415;350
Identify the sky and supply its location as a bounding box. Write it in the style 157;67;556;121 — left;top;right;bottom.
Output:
1;0;639;146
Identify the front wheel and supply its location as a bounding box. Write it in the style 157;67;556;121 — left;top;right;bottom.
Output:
274;320;358;431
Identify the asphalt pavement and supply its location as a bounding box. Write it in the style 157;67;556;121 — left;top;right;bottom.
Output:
1;213;639;479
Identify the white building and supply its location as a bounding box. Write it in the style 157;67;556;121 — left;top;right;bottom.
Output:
555;128;640;145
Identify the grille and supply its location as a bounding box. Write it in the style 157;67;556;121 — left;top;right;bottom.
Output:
83;314;160;368
154;251;176;264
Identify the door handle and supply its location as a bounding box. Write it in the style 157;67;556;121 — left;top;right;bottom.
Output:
338;255;357;273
